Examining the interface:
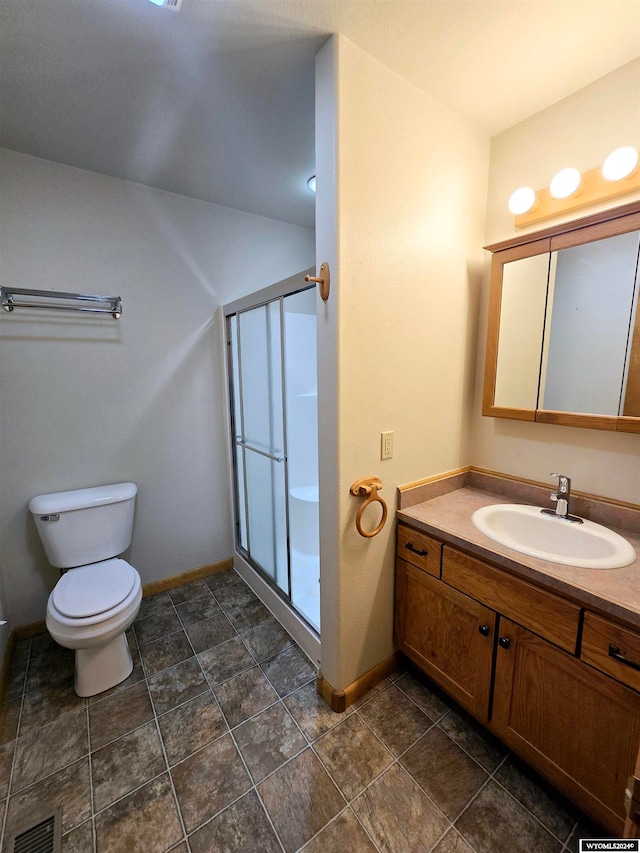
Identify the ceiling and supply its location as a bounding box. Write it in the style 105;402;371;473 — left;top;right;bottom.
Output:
1;0;639;228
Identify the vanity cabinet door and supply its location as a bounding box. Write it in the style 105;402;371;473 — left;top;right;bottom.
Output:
395;558;495;722
492;617;640;836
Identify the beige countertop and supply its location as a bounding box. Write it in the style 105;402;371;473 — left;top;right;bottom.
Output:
397;485;640;630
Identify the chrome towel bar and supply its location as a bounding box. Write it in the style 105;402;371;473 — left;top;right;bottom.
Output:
0;287;122;319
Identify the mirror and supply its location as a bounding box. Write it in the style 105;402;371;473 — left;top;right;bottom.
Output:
484;202;640;432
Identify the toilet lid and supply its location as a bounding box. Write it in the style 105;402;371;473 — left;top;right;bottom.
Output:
52;559;136;618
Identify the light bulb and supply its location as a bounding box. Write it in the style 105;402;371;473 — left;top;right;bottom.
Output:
602;147;638;181
549;168;582;199
508;187;537;215
307;176;316;193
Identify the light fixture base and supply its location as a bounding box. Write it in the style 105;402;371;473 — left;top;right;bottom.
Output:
514;165;640;228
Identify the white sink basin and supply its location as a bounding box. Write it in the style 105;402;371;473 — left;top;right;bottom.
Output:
471;504;637;569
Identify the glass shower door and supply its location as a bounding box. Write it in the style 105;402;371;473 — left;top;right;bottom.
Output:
230;302;288;593
228;285;319;633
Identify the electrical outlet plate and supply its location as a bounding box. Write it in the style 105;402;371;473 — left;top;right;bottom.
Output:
381;431;394;460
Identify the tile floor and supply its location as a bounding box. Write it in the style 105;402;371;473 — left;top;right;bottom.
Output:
0;568;610;853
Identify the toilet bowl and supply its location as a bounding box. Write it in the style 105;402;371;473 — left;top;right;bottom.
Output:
30;483;141;697
46;558;142;696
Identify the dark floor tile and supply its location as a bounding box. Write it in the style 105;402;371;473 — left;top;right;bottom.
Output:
92;720;166;811
234;702;307;783
351;678;392;709
0;739;15;799
395;669;452;720
126;626;137;649
401;727;488;820
214;666;278;728
62;819;94;853
168;580;210;606
225;599;273;632
258;748;345;853
136;591;173;621
456;780;563;853
203;569;241;592
240;616;294;662
139;631;193;677
358;684;431;756
176;595;222;628
87;648;145;704
197;636;255;687
171;734;250;833
148;657;208;715
260;645;316;698
134;609;182;645
315;714;394;800
158;691;227;765
303;808;379;853
439;705;507;771
565;817;610;851
0;699;21;746
189;789;281;853
94;773;183;853
283;682;349;741
185;613;236;654
12;709;88;792
11;637;31;664
5;664;26;702
5;757;91;836
24;645;75;694
212;580;258;610
20;677;86;735
352;763;449;853
89;681;154;750
30;633;57;658
495;756;579;843
433;828;476;853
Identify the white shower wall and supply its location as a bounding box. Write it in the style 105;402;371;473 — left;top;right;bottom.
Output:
284;290;320;631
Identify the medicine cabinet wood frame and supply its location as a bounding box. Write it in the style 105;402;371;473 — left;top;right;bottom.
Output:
483;200;640;433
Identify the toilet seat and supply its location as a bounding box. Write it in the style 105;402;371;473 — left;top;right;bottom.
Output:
53;558;136;618
49;560;141;627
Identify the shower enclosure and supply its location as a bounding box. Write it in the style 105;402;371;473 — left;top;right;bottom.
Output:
225;280;319;633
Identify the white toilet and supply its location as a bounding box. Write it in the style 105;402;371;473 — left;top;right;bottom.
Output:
29;482;142;697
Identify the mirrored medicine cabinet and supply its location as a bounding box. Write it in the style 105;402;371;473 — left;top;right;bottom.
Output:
483;201;640;433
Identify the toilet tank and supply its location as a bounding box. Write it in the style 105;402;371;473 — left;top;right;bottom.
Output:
29;483;137;569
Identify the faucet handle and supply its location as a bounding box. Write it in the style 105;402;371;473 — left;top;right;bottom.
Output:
550;473;571;496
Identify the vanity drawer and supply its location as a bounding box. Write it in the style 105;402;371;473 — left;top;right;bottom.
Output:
442;546;580;653
581;612;640;693
397;524;442;578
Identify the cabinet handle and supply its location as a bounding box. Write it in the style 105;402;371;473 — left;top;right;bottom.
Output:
498;636;511;650
609;644;640;672
405;542;428;557
478;625;490;636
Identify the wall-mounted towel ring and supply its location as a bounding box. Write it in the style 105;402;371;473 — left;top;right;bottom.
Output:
350;476;388;538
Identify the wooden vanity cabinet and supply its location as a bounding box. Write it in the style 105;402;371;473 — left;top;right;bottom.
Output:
395;558;495;721
395;523;640;836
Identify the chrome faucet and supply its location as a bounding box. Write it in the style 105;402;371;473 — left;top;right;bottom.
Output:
541;473;583;523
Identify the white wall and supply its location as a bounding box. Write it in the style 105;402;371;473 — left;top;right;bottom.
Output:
316;36;489;690
0;149;314;627
472;59;640;504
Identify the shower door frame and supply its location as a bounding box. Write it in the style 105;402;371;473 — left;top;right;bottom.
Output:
223;271;319;643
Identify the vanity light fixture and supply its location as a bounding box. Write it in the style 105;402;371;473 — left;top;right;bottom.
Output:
549;168;582;199
146;0;182;9
510;146;640;228
307;176;317;193
508;187;538;215
602;146;638;181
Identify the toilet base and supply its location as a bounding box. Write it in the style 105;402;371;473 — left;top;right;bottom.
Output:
75;633;133;697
